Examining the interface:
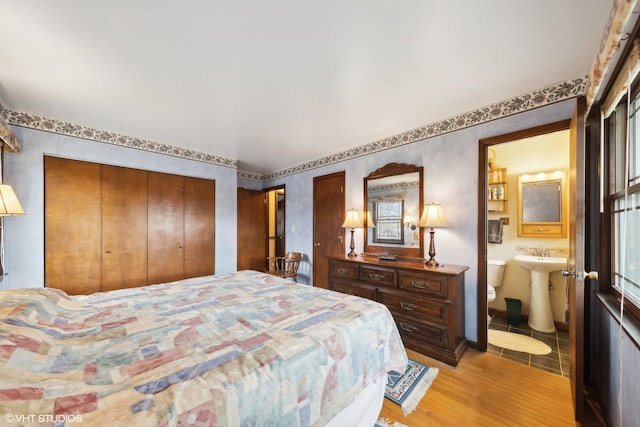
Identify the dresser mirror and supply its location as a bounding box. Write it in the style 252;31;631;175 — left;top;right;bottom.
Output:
517;170;568;238
364;163;424;258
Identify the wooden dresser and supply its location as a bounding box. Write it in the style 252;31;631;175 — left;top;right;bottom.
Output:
328;255;468;366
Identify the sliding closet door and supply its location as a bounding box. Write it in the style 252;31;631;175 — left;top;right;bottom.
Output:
147;172;185;284
101;165;148;291
44;157;102;294
184;177;215;278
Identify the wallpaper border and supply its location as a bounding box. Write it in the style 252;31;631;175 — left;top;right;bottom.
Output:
3;110;237;169
5;76;587;181
257;76;587;181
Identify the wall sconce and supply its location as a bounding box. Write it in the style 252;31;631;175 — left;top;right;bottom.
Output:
418;203;447;267
488;148;496;169
341;209;363;258
404;215;416;230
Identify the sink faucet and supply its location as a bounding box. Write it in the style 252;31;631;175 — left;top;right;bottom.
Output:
536;244;549;257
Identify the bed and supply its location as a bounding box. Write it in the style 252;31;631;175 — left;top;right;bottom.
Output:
0;270;407;426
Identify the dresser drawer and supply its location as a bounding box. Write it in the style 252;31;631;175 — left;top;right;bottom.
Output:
359;265;396;288
380;291;448;325
329;261;358;279
331;280;376;300
398;270;448;298
394;314;447;347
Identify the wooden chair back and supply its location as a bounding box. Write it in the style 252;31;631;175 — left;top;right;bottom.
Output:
266;252;302;282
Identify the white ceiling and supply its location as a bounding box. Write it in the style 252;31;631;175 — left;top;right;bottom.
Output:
0;1;612;175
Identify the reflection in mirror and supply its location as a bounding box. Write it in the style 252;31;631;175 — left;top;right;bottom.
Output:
521;180;561;222
371;196;405;244
364;163;423;259
517;170;568;238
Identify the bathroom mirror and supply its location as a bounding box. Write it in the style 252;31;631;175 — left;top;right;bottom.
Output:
517;170;568;238
364;163;424;258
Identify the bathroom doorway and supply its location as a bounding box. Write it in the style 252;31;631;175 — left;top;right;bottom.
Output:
479;99;594;422
478;120;572;377
265;185;286;260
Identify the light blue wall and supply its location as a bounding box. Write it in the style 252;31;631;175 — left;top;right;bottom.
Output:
3;127;238;290
4;99;575;343
265;99;576;342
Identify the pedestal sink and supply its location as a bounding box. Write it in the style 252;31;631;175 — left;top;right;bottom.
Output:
513;254;567;333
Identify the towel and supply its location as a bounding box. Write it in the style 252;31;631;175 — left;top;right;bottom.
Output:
488;219;503;244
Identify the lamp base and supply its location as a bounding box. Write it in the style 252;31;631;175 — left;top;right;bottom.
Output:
347;229;357;258
425;257;439;267
426;228;439;267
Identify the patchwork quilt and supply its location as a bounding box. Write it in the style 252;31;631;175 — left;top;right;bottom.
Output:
0;271;407;426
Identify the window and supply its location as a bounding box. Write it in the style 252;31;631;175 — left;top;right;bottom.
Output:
608;92;640;313
373;200;404;244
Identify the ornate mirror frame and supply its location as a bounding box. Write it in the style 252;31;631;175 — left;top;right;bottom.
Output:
363;162;424;259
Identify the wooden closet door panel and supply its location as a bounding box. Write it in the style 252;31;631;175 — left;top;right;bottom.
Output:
184;177;215;278
101;165;148;291
148;172;184;284
44;157;102;295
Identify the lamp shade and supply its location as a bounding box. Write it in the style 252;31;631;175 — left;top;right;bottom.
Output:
341;209;363;228
0;184;25;216
363;210;375;228
418;203;447;228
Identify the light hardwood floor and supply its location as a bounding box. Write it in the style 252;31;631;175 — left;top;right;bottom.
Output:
379;348;605;427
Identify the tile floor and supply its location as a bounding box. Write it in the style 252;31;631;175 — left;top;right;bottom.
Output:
487;314;570;377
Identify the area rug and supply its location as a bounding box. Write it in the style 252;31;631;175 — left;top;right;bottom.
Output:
385;358;438;415
488;329;552;355
375;417;410;427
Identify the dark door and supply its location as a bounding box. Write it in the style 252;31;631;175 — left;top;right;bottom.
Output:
568;97;586;421
237;188;266;271
276;192;285;256
312;171;345;288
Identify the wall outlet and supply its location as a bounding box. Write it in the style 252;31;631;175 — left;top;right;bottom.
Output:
515;245;529;253
555;247;569;256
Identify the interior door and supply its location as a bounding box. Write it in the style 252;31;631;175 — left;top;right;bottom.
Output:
312;171;345;288
102;165;148;291
44;157;102;294
568;96;586;421
237;188;266;271
148;172;185;284
184;177;215;278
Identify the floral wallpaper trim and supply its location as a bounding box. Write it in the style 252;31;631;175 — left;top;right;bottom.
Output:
257;76;588;182
6;77;586;181
0;107;21;153
4;110;237;169
585;0;637;111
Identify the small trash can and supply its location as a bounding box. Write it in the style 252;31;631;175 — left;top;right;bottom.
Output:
505;297;522;326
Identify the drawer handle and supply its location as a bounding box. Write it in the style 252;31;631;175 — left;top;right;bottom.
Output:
535;228;549;232
344;288;356;295
336;267;350;275
400;302;417;311
399;322;419;333
368;273;386;281
411;280;428;289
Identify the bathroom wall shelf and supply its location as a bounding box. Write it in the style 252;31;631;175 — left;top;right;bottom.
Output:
488;167;508;214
